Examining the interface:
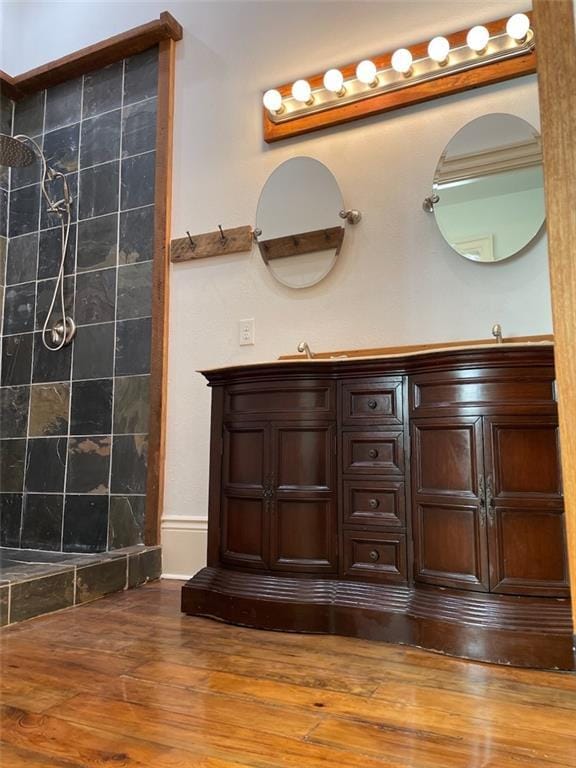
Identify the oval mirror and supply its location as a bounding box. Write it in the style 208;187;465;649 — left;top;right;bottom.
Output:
256;157;344;288
432;114;545;263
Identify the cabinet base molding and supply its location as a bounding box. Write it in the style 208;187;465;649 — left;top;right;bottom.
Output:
182;567;575;671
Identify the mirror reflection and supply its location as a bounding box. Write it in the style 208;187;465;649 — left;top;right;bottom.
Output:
433;113;545;263
256;157;344;288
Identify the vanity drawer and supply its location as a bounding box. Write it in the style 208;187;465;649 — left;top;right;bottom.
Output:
343;530;407;582
341;378;403;425
343;480;405;527
342;431;404;475
225;380;335;419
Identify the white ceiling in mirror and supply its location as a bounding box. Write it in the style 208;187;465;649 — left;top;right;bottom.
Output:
432;113;545;263
256;157;345;289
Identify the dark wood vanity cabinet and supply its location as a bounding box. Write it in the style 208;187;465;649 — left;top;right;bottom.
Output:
183;347;574;670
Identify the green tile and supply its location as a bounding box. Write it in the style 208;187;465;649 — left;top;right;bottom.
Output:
75;556;127;604
128;546;161;588
0;584;9;626
10;571;74;623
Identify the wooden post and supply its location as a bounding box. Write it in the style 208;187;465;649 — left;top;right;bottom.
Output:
533;0;576;629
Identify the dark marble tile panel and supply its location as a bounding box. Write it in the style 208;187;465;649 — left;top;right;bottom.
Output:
111;434;148;494
119;205;154;264
13;92;44;137
117;262;152;320
6;233;38;285
41;172;78;230
0;438;26;492
10;570;74;623
109;494;145;549
2;281;36;334
45;78;82;132
80;109;121;168
0;235;6;282
75;556;127;603
1;333;33;387
0;164;8;192
20;493;63;550
43;122;80;174
0;385;30;437
0;493;23;547
113;375;149;434
9;184;40;237
121;152;155;210
29;382;70;437
0;585;8;626
83;61;123;118
10;144;42;190
0;92;12;134
124;47;158;105
25;437;67;492
66;436;111;494
35;275;74;331
122;98;157;158
38;223;76;279
32;331;72;383
75;267;116;325
62;494;108;553
76;213;117;271
78;161;119;220
128;546;161;588
115;317;151;376
0;187;7;237
70;378;113;435
72;322;115;380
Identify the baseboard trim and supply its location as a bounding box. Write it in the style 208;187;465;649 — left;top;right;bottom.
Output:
161;516;207;578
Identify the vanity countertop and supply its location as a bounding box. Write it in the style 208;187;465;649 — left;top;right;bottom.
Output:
200;336;554;375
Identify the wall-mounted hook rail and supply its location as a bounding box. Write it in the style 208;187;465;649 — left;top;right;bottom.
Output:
171;225;254;262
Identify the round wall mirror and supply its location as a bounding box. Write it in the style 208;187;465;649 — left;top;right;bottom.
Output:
256;157;345;288
432;114;545;263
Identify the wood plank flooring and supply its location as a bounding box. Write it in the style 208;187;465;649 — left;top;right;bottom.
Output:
0;580;575;767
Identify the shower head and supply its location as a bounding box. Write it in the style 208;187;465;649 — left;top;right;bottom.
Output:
0;134;35;167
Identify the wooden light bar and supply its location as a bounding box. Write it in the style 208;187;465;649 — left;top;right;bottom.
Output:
263;14;536;143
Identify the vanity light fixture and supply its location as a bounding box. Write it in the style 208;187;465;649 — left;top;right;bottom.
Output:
262;14;536;143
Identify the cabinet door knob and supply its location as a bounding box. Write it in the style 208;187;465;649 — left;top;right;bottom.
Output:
367;399;378;410
368;448;379;459
368;498;380;509
369;549;380;562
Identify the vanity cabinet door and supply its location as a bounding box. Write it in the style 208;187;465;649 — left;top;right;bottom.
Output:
483;416;569;596
411;417;490;591
269;423;337;572
220;423;270;568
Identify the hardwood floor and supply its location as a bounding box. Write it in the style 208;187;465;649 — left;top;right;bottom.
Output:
0;580;575;767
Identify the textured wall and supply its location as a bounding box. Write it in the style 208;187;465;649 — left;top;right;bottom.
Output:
0;50;157;552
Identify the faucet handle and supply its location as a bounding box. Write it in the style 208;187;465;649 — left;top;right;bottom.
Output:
491;324;503;344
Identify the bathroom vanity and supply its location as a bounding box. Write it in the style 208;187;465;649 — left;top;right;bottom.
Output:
181;342;574;669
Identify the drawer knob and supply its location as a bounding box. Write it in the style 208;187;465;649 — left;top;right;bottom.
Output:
369;549;380;562
368;448;379;459
367;399;378;410
368;498;380;509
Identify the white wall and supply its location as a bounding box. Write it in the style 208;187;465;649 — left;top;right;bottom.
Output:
2;1;548;576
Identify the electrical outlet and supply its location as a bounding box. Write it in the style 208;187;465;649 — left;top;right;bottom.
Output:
239;318;255;346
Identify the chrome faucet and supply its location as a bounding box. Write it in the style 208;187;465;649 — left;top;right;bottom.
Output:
297;341;314;359
492;323;503;344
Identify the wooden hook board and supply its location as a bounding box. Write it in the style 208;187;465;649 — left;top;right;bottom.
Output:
171;225;254;263
258;226;344;263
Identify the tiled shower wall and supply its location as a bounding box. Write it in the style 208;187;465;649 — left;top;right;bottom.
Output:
0;48;158;553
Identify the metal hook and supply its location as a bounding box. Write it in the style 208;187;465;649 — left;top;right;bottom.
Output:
186;231;196;251
218;225;228;245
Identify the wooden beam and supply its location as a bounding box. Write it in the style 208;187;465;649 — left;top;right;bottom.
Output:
171;226;254;263
4;12;182;98
264;15;536;143
145;37;176;547
533;0;576;630
258;226;344;263
0;70;24;100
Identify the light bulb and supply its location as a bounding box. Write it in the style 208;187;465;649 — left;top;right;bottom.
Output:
356;59;378;86
428;36;450;64
291;79;313;104
506;13;530;42
323;68;345;95
262;89;283;114
467;25;490;53
391;48;413;75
